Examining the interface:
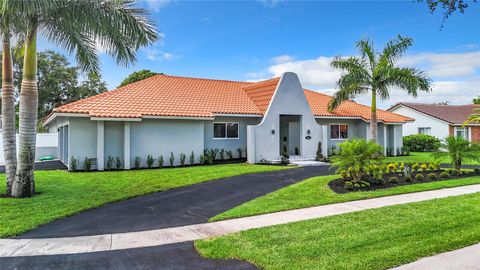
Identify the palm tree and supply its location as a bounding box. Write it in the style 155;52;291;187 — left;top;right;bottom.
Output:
465;108;480;124
432;136;480;173
4;0;157;197
328;35;431;142
0;16;17;195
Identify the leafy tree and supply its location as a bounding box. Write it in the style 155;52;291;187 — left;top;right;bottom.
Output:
432;136;480;172
4;0;157;198
473;96;480;104
119;69;160;87
331;139;384;183
419;0;477;26
328;35;431;142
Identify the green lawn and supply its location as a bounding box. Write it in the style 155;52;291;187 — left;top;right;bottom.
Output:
384;151;480;165
0;164;287;238
211;174;480;221
197;192;480;270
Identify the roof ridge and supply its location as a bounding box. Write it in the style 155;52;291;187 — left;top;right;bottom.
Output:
161;74;251;84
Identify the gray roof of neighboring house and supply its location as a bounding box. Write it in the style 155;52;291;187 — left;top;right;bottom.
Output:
388;102;479;125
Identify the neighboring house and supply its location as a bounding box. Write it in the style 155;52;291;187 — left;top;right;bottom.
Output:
388;102;480;142
43;72;412;170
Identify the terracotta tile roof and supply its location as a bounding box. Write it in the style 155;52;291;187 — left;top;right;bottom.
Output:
53;74;412;123
389;102;479;125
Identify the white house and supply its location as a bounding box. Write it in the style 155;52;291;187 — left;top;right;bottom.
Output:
388;102;480;142
43;72;412;170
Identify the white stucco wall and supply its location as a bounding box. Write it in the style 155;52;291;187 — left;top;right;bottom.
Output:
390;106;449;139
104;121;124;167
315;118;367;151
204;116;261;157
130;119;204;167
248;72;322;163
69;117;97;169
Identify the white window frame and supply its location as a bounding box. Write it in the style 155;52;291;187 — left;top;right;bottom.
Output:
418;127;431;135
454;126;471;142
213;122;239;140
330;124;349;140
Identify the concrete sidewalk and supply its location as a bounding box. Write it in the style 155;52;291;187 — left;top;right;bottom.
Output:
391;243;480;270
2;183;480;258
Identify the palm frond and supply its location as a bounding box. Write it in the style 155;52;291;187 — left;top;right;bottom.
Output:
356;38;376;70
380;35;413;64
328;83;369;111
381;67;432;97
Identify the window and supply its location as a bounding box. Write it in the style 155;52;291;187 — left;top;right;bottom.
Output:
418;127;431;135
213;123;239;139
330;124;348;139
455;127;469;140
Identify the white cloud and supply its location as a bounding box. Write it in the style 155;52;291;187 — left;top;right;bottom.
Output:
271;54;295;64
399;51;480;78
144;48;181;61
146;0;171;12
258;0;283;7
256;49;480;109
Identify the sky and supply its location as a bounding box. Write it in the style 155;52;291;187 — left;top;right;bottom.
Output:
38;0;480;109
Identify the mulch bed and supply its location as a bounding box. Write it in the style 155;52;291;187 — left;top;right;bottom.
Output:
329;170;480;194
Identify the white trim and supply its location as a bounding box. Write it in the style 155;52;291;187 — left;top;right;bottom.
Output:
389;104;451;125
329;124;349;140
43;112;89;126
314;115;409;124
143;115;214;120
90;117;142;122
213;122;240;140
454;126;470;142
383;124;387;156
214;113;262;118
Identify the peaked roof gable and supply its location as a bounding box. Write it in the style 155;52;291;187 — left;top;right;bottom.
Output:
389;102;479;125
51;74;412;123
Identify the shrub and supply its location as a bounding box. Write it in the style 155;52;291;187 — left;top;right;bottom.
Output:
331;139;384;183
344;181;354;190
190;151;195;165
236;147;243;158
226;150;233;160
205;149;215;165
412;163;419;172
219;149;225;160
403;164;412;178
199;154;206;165
404;175;412;182
295;147;299;155
212;148;220;160
359;180;370;187
281;144;289;159
427;173;437;180
420;163;428;172
432;136;480;173
439;171;450;178
158;155;164;168
368;164;384;180
387;163;397;173
415;174;425;181
316;142;324;161
474;168;480;175
146;155;155;168
115;156;122;170
180;153;186;166
70;156;78;171
107;156;114;170
169;152;175;167
134;156;141;169
389;177;399;183
399;162;405;171
83;157;92;172
340;170;349;179
403;134;441;152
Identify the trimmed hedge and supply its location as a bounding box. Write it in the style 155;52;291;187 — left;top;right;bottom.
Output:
403;134;440;152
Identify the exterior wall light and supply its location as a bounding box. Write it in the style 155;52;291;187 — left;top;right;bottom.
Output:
307;129;311;135
271;129;275;135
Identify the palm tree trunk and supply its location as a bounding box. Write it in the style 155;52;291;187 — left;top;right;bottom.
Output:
369;89;378;142
11;28;38;198
2;30;17;196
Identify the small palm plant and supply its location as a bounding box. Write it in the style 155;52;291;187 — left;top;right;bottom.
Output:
331;139;384;183
432;136;480;173
465;108;480;125
328;35;431;142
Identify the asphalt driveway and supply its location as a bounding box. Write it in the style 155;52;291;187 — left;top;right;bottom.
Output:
2;165;333;270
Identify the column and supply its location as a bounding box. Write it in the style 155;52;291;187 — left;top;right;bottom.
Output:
124;122;131;170
97;121;105;171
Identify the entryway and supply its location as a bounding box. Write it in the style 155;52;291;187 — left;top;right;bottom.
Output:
279;115;301;156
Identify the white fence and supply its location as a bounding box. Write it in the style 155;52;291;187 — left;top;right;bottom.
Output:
0;133;58;165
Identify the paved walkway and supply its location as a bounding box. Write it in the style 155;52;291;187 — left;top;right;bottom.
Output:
391;243;480;270
2;183;480;258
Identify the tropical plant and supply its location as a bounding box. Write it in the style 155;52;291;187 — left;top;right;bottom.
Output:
146;155;155;168
281;144;289;159
315;142;324;161
70;156;78;172
179;153;186;166
219;149;225;160
115;156;121;170
158;155;164;168
432;136;480;173
328;35;431;142
465;108;480;125
189;151;195;165
415;174;425;181
236;147;243;158
83;157;91;172
134;156;141;169
427;173;437;180
107;155;114;170
331;139;384;183
226;150;233;160
420;163;428;172
169;152;175;167
439;171;450;179
6;0;157;198
403;134;441;152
